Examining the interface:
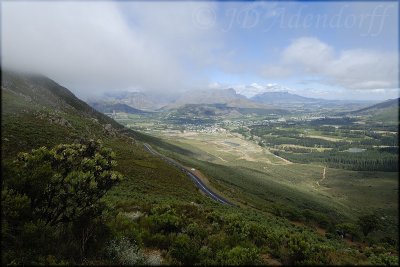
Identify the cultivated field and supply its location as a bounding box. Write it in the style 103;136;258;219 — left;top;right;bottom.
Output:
147;128;398;241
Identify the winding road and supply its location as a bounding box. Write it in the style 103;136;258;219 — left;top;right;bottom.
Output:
143;143;234;206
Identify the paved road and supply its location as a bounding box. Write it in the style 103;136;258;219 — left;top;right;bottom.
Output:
143;143;234;206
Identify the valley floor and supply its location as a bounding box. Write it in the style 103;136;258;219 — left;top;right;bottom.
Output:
141;128;398;244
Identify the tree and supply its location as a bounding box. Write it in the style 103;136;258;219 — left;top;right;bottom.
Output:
4;140;123;226
358;214;380;237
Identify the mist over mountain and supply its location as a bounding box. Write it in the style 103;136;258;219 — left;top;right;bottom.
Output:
251;91;321;104
2;70;122;129
90;86;378;113
89;88;272;111
88;91;177;111
164;88;271;109
89;102;150;114
228;83;292;98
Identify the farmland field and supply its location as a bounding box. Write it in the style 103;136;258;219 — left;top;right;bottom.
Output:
112;110;398;244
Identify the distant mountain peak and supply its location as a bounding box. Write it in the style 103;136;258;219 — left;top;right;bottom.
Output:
251;91;319;104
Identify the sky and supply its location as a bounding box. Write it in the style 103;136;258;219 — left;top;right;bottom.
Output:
1;1;399;101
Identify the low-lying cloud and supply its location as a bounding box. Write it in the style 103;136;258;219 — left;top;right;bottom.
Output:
1;1;220;97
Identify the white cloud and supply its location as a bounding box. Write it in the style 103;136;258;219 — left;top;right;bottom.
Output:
208;82;224;89
327;49;398;89
262;37;399;91
282;37;334;73
1;1;220;97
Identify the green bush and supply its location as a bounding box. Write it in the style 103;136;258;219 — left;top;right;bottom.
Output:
358;213;380;237
369;252;399;266
279;232;333;265
147;205;183;234
1;141;123;265
335;223;361;242
169;233;200;264
184;222;208;241
207;232;228;253
4;140;123;226
107;213;141;243
216;246;261;265
224;215;251;245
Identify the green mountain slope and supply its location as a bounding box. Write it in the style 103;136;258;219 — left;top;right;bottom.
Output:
89;101;150;114
350;98;399;123
2;71;121;127
352;98;399;113
2;70;396;265
1;70;199;203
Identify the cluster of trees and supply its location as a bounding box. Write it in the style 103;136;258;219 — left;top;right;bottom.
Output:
332;214;381;243
314;128;398;146
272;150;398;171
310;117;357;126
356;136;398;147
276;146;318;153
340;124;398;132
249;123;398;171
2;140;124;264
168;117;216;126
251;123;398;147
260;135;348;148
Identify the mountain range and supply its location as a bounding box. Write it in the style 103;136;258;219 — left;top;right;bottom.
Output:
89;91;173;111
89;87;378;113
163;88;273;110
251;91;320;104
89;101;150;114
